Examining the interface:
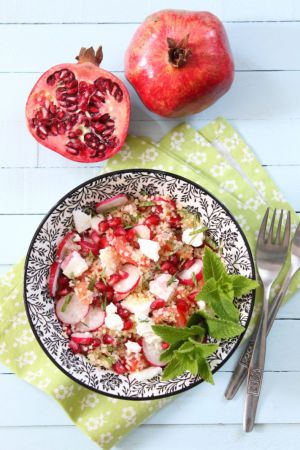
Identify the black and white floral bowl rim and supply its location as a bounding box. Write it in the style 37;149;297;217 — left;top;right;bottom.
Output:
24;169;256;400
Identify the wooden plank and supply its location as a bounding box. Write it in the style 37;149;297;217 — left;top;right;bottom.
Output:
2;71;300;126
1;0;300;22
0;371;300;426
0;164;299;215
1;424;298;450
2;118;300;168
1;23;300;72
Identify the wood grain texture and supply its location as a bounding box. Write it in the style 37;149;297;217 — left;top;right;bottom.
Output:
1;1;300;449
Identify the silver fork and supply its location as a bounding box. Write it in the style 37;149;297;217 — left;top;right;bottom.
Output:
244;208;290;432
225;211;292;400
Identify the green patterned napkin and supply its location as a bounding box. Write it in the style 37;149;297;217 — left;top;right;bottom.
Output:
0;118;298;449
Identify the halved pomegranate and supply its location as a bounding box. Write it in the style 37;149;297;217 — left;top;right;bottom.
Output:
26;47;130;162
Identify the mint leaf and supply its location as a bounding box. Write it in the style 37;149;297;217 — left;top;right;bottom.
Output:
197;278;239;322
152;324;205;344
189;226;208;236
187;311;205;327
162;355;187;380
230;275;259;297
206;317;244;339
160;342;182;363
203;247;225;282
192;342;219;358
184;357;198;376
197;357;214;384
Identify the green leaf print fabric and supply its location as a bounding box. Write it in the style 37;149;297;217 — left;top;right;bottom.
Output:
0;118;298;449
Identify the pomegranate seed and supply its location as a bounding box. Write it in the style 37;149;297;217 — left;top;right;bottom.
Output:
108;273;122;286
123;319;133;330
161;342;170;350
58;275;69;289
169;254;179;265
113;361;127;375
57;288;70;297
177;299;189;313
95;281;107;291
65;325;72;336
145;214;160;226
187;291;198;302
98;221;109;233
150;299;166;310
183;259;195;270
155;205;163;214
98;236;108;249
106;288;114;301
114;226;126;236
137;337;143;346
160;261;177;275
107;217;122;227
118;307;130;319
103;334;115;345
169;215;181;228
79;240;99;256
69;340;79;353
92;338;101;348
91;230;101;244
126;228;136;242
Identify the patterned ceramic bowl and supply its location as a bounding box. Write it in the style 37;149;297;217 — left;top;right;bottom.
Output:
24;169;256;400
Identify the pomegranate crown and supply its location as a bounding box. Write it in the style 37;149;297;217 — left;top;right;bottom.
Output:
76;46;103;66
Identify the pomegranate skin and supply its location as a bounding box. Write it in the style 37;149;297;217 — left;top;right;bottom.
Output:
26;47;130;163
125;10;234;118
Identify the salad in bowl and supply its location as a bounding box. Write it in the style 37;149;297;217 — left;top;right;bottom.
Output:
24;170;257;398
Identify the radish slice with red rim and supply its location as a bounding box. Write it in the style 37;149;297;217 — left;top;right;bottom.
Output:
142;337;166;367
178;259;203;286
75;306;105;332
57;231;78;259
113;264;141;294
56;294;89;325
49;261;61;297
95;194;128;213
71;332;94;345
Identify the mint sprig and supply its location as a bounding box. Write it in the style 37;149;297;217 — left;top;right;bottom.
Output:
152;246;259;382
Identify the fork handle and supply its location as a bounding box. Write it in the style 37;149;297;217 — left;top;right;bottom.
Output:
243;287;270;432
225;267;293;400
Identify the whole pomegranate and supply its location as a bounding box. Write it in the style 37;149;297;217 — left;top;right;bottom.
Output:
26;47;130;162
125;10;234;117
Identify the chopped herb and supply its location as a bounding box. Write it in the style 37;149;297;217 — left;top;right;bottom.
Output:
140;201;155;207
107;345;114;352
87;276;96;291
80;321;88;328
107;356;115;365
154;262;161;271
69;272;76;281
124;224;134;230
204;237;218;251
140;190;148;196
61;294;72;313
139;318;150;323
100;292;107;311
192;272;198;288
87;251;96;263
99;268;107;285
189;226;208;236
167;274;178;286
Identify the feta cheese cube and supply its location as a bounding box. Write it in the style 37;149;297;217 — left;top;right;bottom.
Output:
125;340;141;354
99;247;119;276
62;251;88;279
73;210;91;233
91;215;104;231
104;313;123;332
138;239;160;262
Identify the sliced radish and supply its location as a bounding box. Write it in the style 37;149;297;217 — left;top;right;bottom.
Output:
153;196;176;207
95;194;128;213
49;261;61;297
178;259;203;286
142;337;166;367
114;292;129;302
57;231;77;259
134;224;150;239
71;332;94;345
149;273;178;301
56;294;89;325
75;306;105;332
113;264;141;294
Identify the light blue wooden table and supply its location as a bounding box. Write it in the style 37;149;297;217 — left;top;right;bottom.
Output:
1;1;300;448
